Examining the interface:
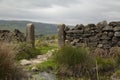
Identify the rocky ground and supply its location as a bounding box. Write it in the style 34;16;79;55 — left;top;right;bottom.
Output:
20;50;54;66
19;49;55;80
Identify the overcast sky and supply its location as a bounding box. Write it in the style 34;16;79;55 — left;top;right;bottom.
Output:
0;0;120;25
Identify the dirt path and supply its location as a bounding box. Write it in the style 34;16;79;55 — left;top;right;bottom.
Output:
20;49;54;66
19;49;56;80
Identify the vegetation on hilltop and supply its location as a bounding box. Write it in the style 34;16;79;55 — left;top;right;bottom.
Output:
0;20;57;35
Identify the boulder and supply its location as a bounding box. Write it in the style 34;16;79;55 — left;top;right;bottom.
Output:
103;26;113;31
117;41;120;47
66;36;71;40
102;40;109;44
109;21;120;27
103;44;111;49
20;59;31;66
73;39;80;43
89;36;98;42
88;42;97;47
70;41;76;45
108;32;114;38
74;24;84;30
84;26;90;33
31;66;39;72
96;33;102;37
97;20;108;29
66;30;84;34
83;34;91;37
114;26;120;31
88;24;96;30
100;35;111;40
64;26;70;31
75;43;87;47
114;32;120;37
112;37;119;45
97;44;103;48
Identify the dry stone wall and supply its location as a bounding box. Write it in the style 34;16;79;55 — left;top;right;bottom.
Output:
0;29;25;42
0;23;35;47
58;21;120;50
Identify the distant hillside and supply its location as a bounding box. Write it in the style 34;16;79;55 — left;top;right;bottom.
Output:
0;20;57;35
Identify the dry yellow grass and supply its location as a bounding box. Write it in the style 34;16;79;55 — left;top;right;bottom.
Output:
0;42;28;80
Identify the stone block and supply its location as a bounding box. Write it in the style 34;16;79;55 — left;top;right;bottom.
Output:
26;23;35;47
103;26;113;31
58;24;66;47
109;21;120;27
74;24;84;30
114;26;120;31
97;20;107;29
114;32;120;37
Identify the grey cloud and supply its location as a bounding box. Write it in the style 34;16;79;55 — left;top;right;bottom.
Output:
0;0;120;25
0;0;80;8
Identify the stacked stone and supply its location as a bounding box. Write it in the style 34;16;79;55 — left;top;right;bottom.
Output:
99;25;113;49
13;29;25;42
0;30;11;42
111;22;120;47
84;24;98;47
63;21;120;50
0;29;25;42
65;24;84;46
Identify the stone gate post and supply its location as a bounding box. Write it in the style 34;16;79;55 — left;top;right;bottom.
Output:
26;23;35;47
58;24;66;47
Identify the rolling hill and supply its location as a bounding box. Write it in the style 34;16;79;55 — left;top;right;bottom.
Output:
0;20;58;35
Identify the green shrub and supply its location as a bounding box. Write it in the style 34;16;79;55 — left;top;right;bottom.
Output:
96;57;116;75
112;69;120;79
53;45;95;78
16;43;41;60
113;47;120;66
54;45;93;66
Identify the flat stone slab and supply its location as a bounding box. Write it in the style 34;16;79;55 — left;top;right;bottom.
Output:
20;59;32;66
66;30;84;34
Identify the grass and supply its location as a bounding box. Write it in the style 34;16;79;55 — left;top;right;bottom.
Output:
36;59;58;72
52;45;120;79
35;36;58;54
3;35;120;80
56;77;89;80
54;45;94;66
53;45;95;79
96;57;116;79
36;44;57;54
0;42;26;80
0;42;14;79
15;42;41;60
112;69;120;79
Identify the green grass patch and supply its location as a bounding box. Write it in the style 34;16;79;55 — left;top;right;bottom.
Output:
53;45;94;67
53;45;96;78
36;44;57;54
36;59;58;72
15;43;41;60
